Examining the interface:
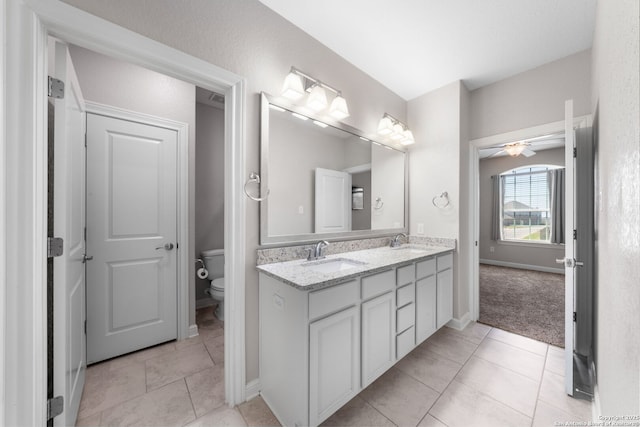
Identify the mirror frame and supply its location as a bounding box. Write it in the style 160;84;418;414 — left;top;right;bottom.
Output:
259;92;409;246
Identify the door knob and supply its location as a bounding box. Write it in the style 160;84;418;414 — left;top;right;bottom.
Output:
156;243;175;251
82;254;93;263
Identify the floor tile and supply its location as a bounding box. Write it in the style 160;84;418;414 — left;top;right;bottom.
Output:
185;366;226;417
533;400;583;427
100;379;196;427
544;346;565;376
360;367;439;426
185;406;248;427
429;380;532;427
395;347;463;392
204;333;225;365
487;328;548;356
439;322;492;345
145;342;214;390
538;370;592;420
474;338;545;380
418;414;448;427
237;395;281;427
419;331;479;365
75;411;101;426
455;356;539;417
321;396;394;427
175;334;204;351
77;361;146;419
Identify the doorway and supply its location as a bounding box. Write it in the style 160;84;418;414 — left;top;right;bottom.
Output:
2;2;247;425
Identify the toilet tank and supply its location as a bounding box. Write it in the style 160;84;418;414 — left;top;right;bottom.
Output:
202;248;224;279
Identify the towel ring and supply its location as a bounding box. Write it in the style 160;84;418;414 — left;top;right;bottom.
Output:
374;197;384;210
244;172;270;202
432;191;450;208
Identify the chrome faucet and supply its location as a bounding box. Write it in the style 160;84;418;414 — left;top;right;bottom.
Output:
390;233;408;248
308;240;330;261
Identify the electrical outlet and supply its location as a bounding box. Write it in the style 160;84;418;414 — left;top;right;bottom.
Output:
298;205;304;214
417;223;424;235
490;246;495;253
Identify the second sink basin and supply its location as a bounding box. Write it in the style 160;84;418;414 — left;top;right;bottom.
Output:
302;258;367;274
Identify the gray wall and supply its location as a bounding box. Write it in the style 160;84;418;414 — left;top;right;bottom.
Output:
470;50;592;139
62;0;407;383
478;147;565;271
195;102;225;303
590;0;640;415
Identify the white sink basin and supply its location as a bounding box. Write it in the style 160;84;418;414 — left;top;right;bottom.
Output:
390;244;431;254
302;258;367;274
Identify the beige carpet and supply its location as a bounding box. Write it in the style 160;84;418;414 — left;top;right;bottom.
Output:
479;264;564;347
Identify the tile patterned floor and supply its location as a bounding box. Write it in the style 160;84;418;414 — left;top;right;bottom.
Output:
77;311;592;427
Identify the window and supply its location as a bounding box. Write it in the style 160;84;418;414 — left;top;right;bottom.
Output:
500;166;558;242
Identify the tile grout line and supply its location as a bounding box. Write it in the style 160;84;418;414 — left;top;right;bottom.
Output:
529;345;550;427
182;377;198;426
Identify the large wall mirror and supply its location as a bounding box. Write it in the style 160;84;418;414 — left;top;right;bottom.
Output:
260;93;408;245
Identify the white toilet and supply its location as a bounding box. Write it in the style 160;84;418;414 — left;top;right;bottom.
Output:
202;248;225;321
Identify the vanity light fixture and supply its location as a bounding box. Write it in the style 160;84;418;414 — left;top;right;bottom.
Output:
280;67;350;119
312;120;328;128
377;113;415;145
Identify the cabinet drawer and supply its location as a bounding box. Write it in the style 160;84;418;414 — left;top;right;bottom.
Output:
396;303;415;333
416;258;436;279
396;283;415;307
437;253;453;271
361;270;394;300
396;326;415;360
396;264;415;286
309;280;359;320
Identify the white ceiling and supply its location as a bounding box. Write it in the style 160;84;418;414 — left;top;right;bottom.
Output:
259;0;597;100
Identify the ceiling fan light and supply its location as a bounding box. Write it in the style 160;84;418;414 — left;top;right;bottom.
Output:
377;116;394;135
307;85;328;111
504;143;526;157
281;71;305;100
329;95;350;119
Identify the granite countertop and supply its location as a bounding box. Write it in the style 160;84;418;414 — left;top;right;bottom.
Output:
256;244;453;291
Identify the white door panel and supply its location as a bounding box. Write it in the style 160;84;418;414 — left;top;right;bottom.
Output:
315;168;351;233
53;41;86;427
86;113;178;363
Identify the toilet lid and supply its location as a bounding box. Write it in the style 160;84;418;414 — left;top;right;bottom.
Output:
211;277;225;290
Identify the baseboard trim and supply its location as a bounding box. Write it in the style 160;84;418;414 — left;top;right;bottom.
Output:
479;259;565;274
245;378;261;401
188;324;199;338
447;312;472;331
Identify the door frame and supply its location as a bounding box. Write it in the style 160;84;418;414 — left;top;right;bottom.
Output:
84;101;190;350
468;115;590;322
2;0;247;425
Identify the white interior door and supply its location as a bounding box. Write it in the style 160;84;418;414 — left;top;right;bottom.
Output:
52;41;87;427
315;168;351;233
86;113;178;364
563;99;576;396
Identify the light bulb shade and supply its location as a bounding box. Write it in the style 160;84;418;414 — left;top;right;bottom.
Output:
281;72;305;100
401;129;415;145
329;95;350;119
504;143;526;156
307;85;328;111
390;123;405;140
377;116;394;135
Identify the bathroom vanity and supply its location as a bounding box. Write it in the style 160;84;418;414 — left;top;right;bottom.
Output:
257;244;453;427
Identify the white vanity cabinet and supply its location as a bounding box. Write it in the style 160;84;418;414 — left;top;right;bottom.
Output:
436;253;454;328
258;248;453;427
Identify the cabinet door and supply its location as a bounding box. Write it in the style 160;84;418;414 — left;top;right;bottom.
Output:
437;269;453;328
309;306;360;426
416;275;437;344
361;292;395;387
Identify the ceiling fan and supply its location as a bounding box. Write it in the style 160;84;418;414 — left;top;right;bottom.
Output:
481;132;565;159
492;141;536;157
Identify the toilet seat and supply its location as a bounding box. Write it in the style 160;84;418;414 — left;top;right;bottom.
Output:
211;277;225;291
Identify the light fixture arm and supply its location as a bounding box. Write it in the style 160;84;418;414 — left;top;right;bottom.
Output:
289;66;341;96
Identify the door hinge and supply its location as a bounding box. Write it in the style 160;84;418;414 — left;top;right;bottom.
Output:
47;76;65;99
47;396;64;420
573;312;577;322
84;320;87;335
573;147;577;158
573;229;577;240
47;237;64;258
